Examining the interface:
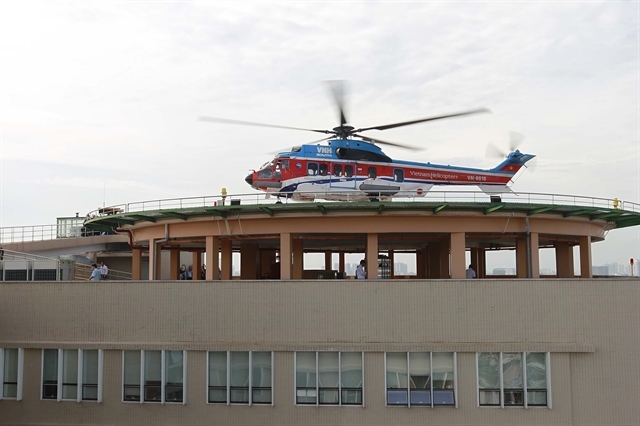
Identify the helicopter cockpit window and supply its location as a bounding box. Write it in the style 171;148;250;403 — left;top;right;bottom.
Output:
394;169;404;182
307;163;318;176
345;165;354;178
319;163;328;176
368;167;377;178
281;160;290;170
333;164;343;177
258;168;273;179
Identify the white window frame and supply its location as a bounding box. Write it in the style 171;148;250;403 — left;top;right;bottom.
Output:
384;352;457;408
0;348;24;400
476;352;551;409
294;351;365;407
121;350;187;405
206;351;274;406
40;349;103;402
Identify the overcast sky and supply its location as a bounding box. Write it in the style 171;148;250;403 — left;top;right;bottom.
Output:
1;1;638;270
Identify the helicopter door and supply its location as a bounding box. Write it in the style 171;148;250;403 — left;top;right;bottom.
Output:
329;163;357;189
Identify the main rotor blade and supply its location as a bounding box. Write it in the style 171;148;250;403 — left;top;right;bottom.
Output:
326;80;348;126
355;134;422;151
486;143;507;158
354;108;492;132
267;136;335;155
198;116;330;134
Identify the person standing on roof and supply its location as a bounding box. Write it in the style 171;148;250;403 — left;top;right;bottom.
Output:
90;264;101;281
466;264;476;279
356;259;367;279
100;262;109;280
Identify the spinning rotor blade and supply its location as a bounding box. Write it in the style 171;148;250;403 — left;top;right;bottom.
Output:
355;108;492;132
509;131;525;151
486;143;508;158
355;134;421;151
267;136;334;154
327;80;348;126
198;116;331;135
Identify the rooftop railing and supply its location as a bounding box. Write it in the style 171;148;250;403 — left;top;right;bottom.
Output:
1;190;638;244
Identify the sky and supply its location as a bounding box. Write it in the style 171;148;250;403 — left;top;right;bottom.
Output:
1;1;638;271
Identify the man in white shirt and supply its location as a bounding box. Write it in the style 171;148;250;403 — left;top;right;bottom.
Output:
99;262;108;280
356;259;367;279
466;264;476;279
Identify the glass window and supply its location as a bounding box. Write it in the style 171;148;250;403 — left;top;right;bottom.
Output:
42;349;58;400
2;348;20;399
42;349;102;402
124;350;185;404
394;169;404;182
333;164;343;177
307;163;318;176
345;165;354;177
478;352;549;408
123;350;141;401
387;352;456;407
208;351;272;405
296;352;363;406
319;163;328;176
62;349;78;400
368;167;377;178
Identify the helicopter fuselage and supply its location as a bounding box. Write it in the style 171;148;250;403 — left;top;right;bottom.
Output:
245;139;535;201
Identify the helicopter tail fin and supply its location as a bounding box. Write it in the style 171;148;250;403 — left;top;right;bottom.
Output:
489;150;536;175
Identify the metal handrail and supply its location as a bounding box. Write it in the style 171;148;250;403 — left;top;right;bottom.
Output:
1;190;638;244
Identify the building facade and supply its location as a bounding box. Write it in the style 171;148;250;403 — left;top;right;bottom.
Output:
1;279;638;425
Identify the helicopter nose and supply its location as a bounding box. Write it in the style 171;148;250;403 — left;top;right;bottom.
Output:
245;173;253;185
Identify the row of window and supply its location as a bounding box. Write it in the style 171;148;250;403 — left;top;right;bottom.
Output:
306;163;405;182
0;349;550;408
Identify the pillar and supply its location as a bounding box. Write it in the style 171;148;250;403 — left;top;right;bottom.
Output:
205;236;220;280
417;247;427;279
579;236;592;278
169;249;180;280
428;242;441;278
470;248;480;278
389;250;395;278
132;248;142;280
280;232;292;280
555;241;574;278
366;233;379;279
450;232;466;279
192;251;202;281
148;239;162;280
241;244;259;280
516;233;540;278
439;239;450;278
221;239;232;280
478;248;486;278
292;238;303;280
339;252;345;275
324;252;332;270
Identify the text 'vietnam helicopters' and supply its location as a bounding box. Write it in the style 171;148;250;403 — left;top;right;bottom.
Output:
199;81;536;202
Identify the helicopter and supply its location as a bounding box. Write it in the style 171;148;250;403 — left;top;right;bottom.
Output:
199;82;535;202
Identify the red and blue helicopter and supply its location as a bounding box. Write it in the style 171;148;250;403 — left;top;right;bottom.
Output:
200;82;535;202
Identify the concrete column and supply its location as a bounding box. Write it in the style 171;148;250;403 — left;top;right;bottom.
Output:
169;249;180;280
148;239;163;280
241;244;258;280
192;252;202;281
530;232;540;278
132;248;142;280
450;232;466;279
579;236;592;278
478;248;486;278
280;233;292;280
470;248;480;278
439;239;450;279
555;241;574;278
324;252;332;270
366;233;379;279
221;239;232;280
339;252;345;275
417;247;427;279
292;238;303;280
205;236;220;280
516;234;540;278
428;242;441;278
389;250;395;278
516;237;527;278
